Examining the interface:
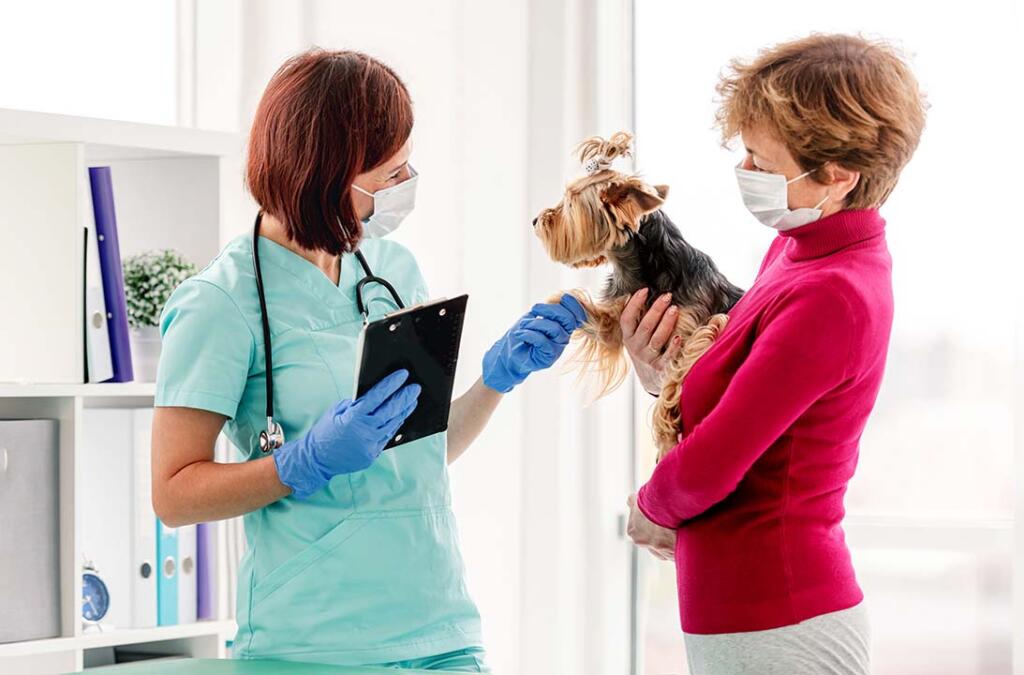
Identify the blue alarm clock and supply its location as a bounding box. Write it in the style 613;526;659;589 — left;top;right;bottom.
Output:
82;562;110;623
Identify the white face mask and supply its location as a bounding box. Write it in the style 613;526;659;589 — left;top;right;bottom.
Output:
352;167;418;238
735;165;829;231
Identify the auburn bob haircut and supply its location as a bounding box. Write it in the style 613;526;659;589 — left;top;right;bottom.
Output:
715;34;926;209
247;49;414;254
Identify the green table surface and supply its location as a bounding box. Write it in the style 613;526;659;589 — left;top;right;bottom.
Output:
81;657;459;674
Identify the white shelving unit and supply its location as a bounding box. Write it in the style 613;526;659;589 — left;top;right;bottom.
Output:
0;108;248;674
0;620;238;674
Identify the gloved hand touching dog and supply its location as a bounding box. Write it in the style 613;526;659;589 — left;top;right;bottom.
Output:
274;369;421;499
482;295;587;393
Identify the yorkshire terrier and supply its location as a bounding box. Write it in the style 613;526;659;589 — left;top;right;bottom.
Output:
533;132;744;459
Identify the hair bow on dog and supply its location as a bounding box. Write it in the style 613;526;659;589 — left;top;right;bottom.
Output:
584;156;613;175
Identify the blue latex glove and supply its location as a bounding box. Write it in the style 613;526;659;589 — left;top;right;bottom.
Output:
482;295;587;393
273;369;421;499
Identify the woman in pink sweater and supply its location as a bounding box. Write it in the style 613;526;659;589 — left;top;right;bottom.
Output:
624;34;926;674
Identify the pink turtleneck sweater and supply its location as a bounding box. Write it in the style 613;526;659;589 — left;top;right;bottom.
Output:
637;208;893;635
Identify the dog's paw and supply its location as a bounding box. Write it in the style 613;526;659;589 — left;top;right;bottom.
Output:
546;289;594;320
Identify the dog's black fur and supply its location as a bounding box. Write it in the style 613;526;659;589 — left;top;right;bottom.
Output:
603;209;744;318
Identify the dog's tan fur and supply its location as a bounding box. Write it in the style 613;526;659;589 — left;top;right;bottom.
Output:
536;133;729;460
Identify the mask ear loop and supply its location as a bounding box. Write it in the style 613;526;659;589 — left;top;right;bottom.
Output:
351;166;419;199
788;166;830;210
786;169;813;185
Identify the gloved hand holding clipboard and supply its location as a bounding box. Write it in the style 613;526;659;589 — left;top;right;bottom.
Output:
352;294;469;449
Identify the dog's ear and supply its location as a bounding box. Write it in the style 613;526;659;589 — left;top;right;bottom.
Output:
654;184;669;200
600;180;665;229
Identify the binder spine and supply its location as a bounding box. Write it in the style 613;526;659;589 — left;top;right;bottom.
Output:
131;409;157;628
156;519;178;626
89;166;133;382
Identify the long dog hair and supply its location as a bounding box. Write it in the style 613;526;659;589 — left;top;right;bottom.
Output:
533;132;743;458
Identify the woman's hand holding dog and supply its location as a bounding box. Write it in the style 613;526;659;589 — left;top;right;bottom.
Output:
626;493;676;561
621;289;684;396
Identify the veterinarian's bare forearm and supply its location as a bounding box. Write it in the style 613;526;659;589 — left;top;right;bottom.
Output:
447;377;503;463
152;406;291;527
156;457;290;527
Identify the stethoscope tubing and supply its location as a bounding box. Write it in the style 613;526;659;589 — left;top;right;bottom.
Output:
251;211;406;453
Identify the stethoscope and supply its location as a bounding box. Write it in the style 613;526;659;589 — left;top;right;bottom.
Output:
251;211;405;453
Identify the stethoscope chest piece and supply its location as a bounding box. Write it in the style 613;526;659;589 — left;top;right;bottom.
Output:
259;418;285;454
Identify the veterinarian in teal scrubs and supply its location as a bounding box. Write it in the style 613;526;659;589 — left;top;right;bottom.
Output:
150;49;584;672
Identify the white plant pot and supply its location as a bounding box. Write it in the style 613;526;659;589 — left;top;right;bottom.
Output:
129;326;162;383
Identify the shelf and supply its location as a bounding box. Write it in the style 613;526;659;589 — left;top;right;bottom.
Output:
0;382;155;399
0;106;244;673
0;107;242;160
0;620;236;658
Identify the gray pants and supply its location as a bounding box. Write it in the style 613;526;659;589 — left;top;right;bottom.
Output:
683;603;870;675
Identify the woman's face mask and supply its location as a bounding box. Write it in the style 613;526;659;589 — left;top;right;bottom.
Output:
734;164;829;231
352;166;419;238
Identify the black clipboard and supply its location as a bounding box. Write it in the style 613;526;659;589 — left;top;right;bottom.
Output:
352;294;468;449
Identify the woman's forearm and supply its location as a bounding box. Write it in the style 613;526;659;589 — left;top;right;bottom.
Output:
152;406;291;527
446;377;503;463
155;456;290;527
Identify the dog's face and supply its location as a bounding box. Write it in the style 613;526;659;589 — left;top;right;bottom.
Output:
533;173;669;268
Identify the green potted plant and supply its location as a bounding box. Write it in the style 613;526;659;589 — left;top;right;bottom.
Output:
122;249;196;382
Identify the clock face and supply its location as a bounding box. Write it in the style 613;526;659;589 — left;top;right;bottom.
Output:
82;572;110;622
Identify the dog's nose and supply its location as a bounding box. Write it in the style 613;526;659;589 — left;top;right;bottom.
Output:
532;216;538;228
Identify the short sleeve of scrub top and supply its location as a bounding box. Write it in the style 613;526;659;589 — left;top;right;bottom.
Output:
155;278;255;420
150;234;483;667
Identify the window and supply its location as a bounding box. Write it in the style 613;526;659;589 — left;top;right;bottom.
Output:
0;0;177;125
633;1;1021;672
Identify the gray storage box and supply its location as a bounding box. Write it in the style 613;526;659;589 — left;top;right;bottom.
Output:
0;419;60;643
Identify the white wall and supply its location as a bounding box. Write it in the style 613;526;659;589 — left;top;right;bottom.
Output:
187;2;636;673
0;0;177;124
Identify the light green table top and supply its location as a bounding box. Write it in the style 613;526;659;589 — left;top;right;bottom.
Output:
81;657;456;674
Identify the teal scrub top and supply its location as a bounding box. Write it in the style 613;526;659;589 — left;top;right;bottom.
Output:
155;233;482;666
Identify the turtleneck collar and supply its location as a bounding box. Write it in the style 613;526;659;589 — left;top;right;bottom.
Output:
780;208;886;262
